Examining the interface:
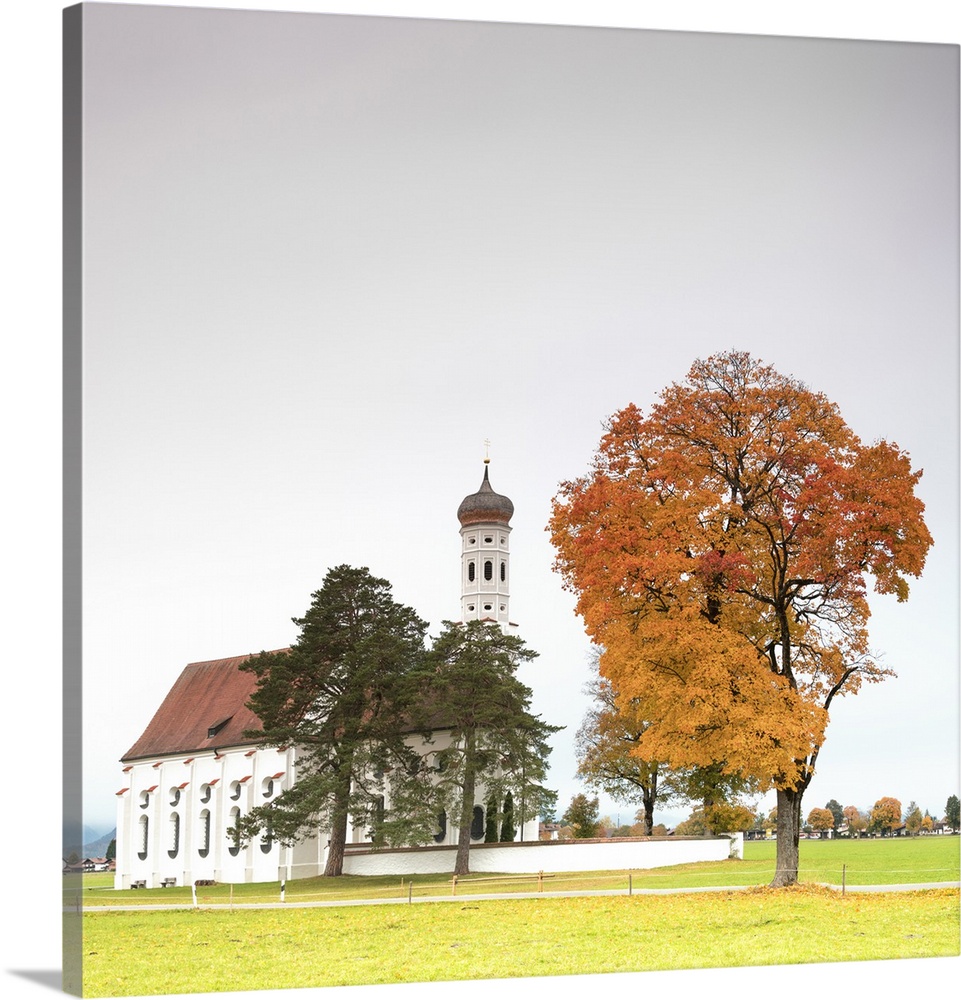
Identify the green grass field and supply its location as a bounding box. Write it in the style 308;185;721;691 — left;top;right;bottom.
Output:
78;837;960;997
78;835;960;909
82;886;959;996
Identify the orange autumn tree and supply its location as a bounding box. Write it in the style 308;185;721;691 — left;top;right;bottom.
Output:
869;796;903;836
807;807;835;834
548;350;931;886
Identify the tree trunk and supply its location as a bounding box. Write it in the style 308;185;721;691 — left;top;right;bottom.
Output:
323;771;353;877
642;791;655;836
702;794;714;836
771;786;803;886
454;745;477;876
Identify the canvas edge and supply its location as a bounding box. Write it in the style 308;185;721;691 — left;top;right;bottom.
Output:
63;3;84;995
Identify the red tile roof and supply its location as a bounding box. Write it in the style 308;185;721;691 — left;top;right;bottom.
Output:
121;652;281;761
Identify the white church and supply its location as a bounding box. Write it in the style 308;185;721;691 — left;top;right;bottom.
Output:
113;462;537;888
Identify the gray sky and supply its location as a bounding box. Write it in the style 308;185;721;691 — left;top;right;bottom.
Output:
3;3;959;1000
78;2;958;838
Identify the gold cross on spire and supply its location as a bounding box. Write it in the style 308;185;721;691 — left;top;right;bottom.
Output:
484;438;491;464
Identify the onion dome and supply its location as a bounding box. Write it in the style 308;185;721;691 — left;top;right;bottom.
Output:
457;463;514;526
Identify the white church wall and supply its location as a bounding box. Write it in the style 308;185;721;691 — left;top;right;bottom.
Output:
342;833;743;877
115;760;163;889
118;732;546;887
115;744;292;888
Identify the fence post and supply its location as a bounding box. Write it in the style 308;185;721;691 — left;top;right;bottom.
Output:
629;873;632;897
451;875;457;896
408;881;413;904
538;870;543;892
842;863;846;896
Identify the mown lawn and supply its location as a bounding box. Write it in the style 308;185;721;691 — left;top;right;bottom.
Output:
78;838;960;996
78;835;960;909
744;835;961;886
81;885;959;997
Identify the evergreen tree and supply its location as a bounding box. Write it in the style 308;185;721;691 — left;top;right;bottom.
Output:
105;839;116;862
236;565;430;875
561;793;600;838
538;796;557;825
484;793;499;843
825;799;844;831
410;620;560;875
946;795;960;830
500;791;516;842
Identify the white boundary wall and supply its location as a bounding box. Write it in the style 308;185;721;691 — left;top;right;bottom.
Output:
343;833;742;876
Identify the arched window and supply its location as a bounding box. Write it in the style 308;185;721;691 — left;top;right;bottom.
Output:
500;561;506;582
139;790;150;809
199;783;212;804
260;816;274;854
198;809;211;858
484;560;493;581
169;787;181;807
137;816;149;861
168;812;180;859
229;781;242;801
433;811;447;844
468;561;475;582
471;806;485;840
228;807;242;857
262;778;274;799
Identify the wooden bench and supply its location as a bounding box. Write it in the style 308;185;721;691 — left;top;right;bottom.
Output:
131;880;146;889
160;878;177;888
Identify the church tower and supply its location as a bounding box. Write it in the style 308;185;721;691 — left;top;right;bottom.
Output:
456;460;516;632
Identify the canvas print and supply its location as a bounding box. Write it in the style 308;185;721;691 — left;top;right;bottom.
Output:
61;3;959;997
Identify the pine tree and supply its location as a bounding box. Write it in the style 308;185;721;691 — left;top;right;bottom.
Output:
484;793;499;842
500;791;516;842
825;799;844;832
561;794;600;838
945;795;960;830
410;620;560;875
236;565;430;876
